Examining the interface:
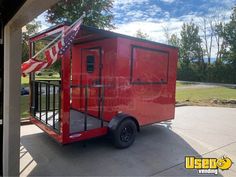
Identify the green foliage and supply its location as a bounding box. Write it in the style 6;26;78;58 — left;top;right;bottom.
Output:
177;22;206;82
176;86;236;104
180;22;204;64
214;22;225;61
178;62;206;81
206;6;236;83
177;61;236;84
176;6;236;84
44;0;115;73
22;20;41;62
22;40;29;62
220;7;236;76
50;59;62;76
135;29;150;40
168;34;180;47
25;21;41;35
46;0;114;29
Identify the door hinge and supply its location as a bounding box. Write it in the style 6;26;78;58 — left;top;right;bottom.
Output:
0;119;2;125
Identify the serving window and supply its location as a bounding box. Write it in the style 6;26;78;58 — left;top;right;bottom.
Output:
130;46;169;84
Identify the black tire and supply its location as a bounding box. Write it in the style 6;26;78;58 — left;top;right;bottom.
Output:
112;118;137;149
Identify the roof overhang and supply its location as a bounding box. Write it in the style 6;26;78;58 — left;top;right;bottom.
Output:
29;23;177;49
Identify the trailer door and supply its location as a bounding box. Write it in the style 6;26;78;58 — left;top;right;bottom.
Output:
80;48;102;118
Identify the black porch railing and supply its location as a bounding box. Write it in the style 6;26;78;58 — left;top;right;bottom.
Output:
31;80;61;133
70;84;107;132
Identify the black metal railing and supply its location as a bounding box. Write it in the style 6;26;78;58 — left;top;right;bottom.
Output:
31;80;61;133
71;84;107;132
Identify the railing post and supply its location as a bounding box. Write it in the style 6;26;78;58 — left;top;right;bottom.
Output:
39;82;42;120
30;81;36;116
34;81;38;114
100;85;105;127
48;81;50;111
58;85;61;132
53;85;56;129
45;83;48;124
61;50;71;142
84;85;88;131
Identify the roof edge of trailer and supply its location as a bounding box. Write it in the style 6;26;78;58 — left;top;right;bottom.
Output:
29;22;178;49
79;25;178;49
29;22;71;40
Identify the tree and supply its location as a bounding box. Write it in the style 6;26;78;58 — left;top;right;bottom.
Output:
210;10;228;62
200;17;213;64
162;24;180;47
214;22;226;62
220;6;236;82
45;0;114;74
135;29;150;40
46;0;114;29
168;34;180;47
177;22;205;81
162;25;171;44
176;6;236;83
218;6;236;83
199;8;228;64
180;22;204;65
22;20;41;62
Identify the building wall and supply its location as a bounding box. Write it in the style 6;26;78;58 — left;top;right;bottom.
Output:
0;20;3;176
1;0;59;176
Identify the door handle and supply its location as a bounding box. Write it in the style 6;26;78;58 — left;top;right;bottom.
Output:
92;79;100;85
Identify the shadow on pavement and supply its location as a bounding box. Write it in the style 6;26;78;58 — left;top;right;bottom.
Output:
20;123;222;176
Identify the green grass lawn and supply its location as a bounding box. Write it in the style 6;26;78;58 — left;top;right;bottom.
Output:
21;96;30;118
176;81;198;87
176;87;236;106
21;77;30;87
176;82;182;87
21;94;60;119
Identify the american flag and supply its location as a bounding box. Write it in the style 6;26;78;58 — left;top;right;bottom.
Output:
21;17;83;76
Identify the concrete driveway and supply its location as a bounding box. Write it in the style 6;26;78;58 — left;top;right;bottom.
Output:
20;106;236;176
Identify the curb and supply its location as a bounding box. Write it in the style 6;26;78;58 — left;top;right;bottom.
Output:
21;118;32;126
175;103;188;107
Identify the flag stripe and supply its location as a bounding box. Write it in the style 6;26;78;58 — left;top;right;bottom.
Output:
21;18;82;76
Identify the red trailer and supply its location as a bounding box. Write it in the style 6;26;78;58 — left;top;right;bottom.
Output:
29;24;178;148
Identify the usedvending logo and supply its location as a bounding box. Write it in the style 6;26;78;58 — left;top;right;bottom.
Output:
185;156;233;175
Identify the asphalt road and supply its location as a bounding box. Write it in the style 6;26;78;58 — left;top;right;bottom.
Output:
20;106;236;176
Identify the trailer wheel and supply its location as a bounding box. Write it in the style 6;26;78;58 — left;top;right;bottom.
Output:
112;118;137;148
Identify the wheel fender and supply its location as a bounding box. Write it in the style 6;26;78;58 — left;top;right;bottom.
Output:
108;113;140;133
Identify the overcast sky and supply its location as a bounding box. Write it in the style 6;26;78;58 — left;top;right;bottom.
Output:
36;0;235;56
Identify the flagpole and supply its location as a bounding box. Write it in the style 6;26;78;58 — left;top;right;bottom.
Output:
32;14;85;59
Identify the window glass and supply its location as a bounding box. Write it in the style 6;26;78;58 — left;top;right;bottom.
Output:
86;55;95;73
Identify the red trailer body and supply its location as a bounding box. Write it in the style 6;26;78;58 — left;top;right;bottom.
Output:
29;24;178;147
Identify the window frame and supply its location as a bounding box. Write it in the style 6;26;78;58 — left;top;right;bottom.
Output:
130;45;170;85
